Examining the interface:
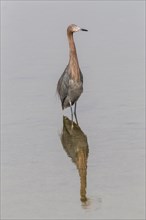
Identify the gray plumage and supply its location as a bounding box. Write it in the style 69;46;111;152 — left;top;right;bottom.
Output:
57;64;83;109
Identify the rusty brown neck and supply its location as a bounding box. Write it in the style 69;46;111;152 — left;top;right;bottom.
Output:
67;31;80;81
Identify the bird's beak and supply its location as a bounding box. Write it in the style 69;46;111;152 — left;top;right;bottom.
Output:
81;28;88;31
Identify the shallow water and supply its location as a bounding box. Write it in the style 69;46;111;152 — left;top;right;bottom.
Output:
1;1;145;219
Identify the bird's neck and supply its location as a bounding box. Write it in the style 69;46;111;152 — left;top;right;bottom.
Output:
67;32;80;81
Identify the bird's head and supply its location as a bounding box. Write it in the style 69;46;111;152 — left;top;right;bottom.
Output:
67;24;88;33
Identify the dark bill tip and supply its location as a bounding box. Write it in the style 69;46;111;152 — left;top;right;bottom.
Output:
81;28;88;31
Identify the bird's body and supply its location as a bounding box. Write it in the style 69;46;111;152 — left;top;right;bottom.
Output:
57;64;83;109
57;24;88;123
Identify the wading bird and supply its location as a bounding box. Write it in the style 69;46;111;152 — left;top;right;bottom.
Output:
57;24;88;123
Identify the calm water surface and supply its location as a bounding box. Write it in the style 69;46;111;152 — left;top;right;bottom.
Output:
1;1;145;219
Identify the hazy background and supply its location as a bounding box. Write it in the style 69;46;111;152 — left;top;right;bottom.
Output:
1;1;145;219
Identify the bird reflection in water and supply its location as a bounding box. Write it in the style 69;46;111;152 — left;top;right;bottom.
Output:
60;116;89;204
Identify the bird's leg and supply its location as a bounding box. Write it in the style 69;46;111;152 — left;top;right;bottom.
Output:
74;102;78;125
69;101;74;124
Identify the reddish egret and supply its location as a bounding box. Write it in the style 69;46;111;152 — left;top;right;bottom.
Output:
57;24;88;123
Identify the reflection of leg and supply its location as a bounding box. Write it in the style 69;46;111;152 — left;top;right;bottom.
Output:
74;102;78;125
69;101;73;123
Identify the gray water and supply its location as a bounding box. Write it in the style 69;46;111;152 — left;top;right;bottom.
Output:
1;1;145;219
